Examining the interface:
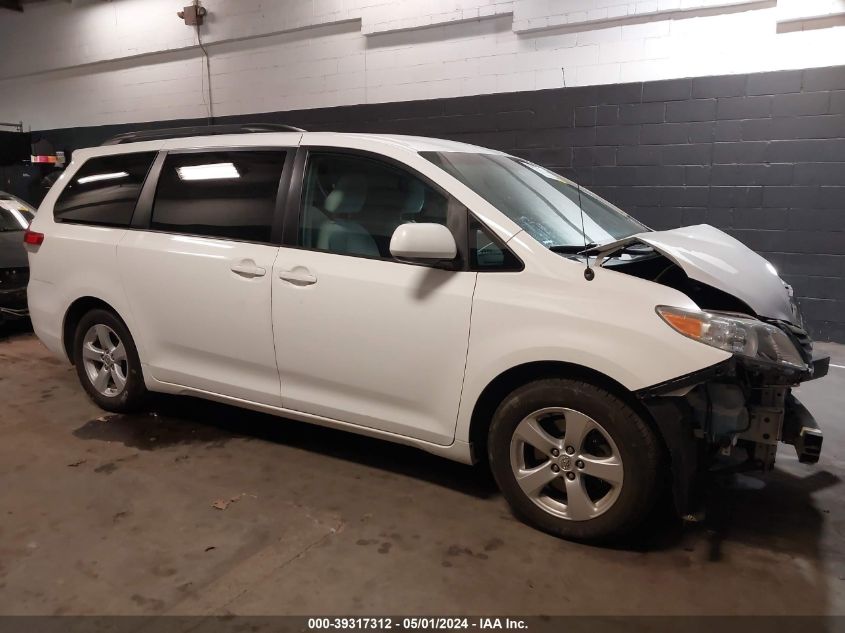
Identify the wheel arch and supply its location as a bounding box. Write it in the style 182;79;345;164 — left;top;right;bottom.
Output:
467;360;666;465
62;296;129;365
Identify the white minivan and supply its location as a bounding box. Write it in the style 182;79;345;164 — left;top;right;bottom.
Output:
25;124;829;541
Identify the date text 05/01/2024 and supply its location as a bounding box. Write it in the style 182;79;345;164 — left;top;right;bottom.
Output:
307;617;529;630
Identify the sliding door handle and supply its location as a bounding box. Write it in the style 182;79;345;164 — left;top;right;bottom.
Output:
278;268;317;285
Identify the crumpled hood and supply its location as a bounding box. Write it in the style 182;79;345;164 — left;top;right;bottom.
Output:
0;230;30;269
592;224;798;324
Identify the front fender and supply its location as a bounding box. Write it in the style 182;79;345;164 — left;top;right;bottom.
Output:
454;242;729;444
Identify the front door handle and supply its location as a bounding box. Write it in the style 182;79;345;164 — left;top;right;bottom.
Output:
231;261;266;278
278;267;317;285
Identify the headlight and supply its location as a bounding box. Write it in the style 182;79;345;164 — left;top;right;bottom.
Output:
656;306;806;370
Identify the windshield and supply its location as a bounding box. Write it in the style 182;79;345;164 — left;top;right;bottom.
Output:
422;152;647;250
0;198;34;231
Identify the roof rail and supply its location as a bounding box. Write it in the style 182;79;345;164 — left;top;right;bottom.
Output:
101;123;306;146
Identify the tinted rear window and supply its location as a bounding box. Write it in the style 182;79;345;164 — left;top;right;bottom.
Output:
54;152;156;226
150;150;286;243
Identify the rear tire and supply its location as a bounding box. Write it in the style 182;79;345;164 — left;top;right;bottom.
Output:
488;378;660;542
73;308;147;413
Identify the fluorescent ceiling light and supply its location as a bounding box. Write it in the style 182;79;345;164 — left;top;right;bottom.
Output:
77;171;129;185
177;162;240;181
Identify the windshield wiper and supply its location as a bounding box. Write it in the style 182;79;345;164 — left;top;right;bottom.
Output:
549;243;597;254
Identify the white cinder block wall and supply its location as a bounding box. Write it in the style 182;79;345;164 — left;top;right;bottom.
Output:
0;0;842;130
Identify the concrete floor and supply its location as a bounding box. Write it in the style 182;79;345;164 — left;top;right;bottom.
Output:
1;321;843;616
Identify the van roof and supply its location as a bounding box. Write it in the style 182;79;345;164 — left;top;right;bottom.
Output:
75;131;500;162
94;123;497;156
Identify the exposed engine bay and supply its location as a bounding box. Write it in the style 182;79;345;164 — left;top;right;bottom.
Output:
605;245;764;317
581;225;831;514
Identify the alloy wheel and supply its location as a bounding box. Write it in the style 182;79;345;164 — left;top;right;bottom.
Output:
81;324;128;397
509;407;624;521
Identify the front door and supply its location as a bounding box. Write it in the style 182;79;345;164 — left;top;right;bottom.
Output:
272;151;475;445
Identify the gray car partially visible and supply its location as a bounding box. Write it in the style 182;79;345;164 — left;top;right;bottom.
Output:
0;193;35;322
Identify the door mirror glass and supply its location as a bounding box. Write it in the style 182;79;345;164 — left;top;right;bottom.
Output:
389;223;457;262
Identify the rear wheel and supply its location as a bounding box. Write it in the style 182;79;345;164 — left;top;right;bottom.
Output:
73;309;147;413
488;378;660;542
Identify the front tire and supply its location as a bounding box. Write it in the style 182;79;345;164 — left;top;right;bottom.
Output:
488;378;660;542
73;308;147;413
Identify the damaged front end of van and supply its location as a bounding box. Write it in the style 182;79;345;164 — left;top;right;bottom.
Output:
590;224;829;514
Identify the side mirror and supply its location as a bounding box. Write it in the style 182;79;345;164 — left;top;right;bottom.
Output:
389;223;458;262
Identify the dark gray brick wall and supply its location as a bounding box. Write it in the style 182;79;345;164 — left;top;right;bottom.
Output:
39;65;845;341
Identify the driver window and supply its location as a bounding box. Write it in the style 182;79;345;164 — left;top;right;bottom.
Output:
299;152;450;259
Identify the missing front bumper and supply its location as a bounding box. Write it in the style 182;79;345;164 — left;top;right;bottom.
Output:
638;358;826;514
782;394;823;464
808;351;830;381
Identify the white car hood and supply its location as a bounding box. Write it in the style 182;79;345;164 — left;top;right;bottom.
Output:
593;224;798;324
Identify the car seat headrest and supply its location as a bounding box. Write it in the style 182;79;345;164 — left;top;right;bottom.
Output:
325;175;367;215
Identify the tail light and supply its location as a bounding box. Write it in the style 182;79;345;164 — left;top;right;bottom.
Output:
23;229;44;246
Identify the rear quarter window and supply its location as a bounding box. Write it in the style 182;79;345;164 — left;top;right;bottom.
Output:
54;152;156;226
